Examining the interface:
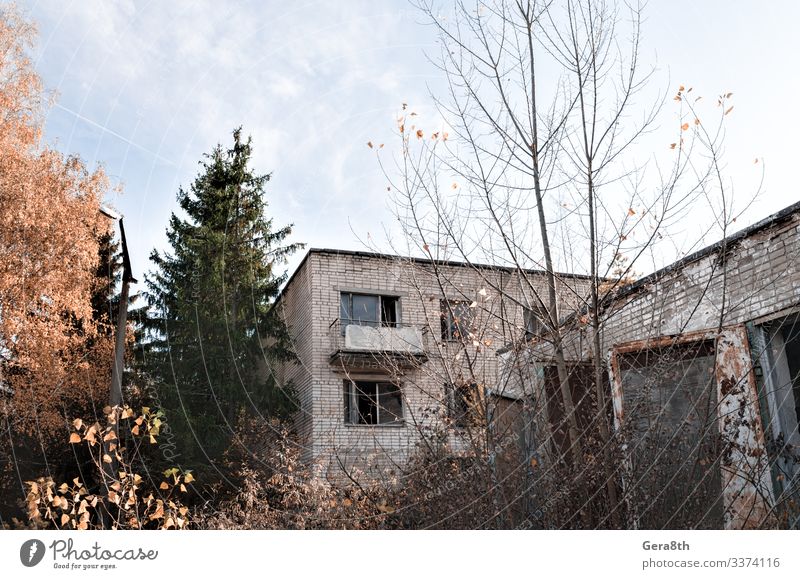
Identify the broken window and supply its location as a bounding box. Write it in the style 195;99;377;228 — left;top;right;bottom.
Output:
340;293;399;333
617;340;723;529
343;380;404;425
446;382;484;427
441;300;474;340
753;314;800;523
523;305;546;338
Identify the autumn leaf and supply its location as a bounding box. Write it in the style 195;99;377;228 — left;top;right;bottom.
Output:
724;106;734;115
367;141;373;148
678;84;685;92
61;513;70;526
694;118;700;125
102;454;112;464
69;432;81;444
627;208;636;216
72;418;83;430
416;129;423;139
159;481;170;490
669;143;676;149
681;122;689;131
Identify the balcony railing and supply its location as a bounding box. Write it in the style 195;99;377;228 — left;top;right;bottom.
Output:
328;318;427;369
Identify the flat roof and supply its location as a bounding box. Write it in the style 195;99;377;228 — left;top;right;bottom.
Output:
275;247;593;304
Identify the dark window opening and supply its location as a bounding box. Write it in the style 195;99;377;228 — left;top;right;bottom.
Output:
441;300;474;340
344;380;404;425
523;306;546;338
446;382;483;427
780;322;800;424
340;293;400;334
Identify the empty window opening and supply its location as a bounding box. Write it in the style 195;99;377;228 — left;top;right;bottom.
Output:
441;300;474;340
344;380;404;425
446;382;484;427
523;306;546;338
340;293;400;333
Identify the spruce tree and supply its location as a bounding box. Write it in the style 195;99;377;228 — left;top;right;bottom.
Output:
140;128;301;477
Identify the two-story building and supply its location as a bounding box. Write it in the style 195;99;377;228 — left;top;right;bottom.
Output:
274;248;591;481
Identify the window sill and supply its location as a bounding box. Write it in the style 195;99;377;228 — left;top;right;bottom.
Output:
343;421;406;428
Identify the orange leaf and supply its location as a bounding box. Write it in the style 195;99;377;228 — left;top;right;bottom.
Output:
159;482;170;490
367;141;373;149
669;143;676;149
60;513;70;526
416;129;423;139
627;208;636;216
724;106;734;115
681;122;689;131
69;433;81;444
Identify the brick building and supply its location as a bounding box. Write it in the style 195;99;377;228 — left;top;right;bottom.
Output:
503;200;800;529
274;249;591;481
274;200;800;529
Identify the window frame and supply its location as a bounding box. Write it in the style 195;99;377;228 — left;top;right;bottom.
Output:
446;381;483;428
343;380;405;426
523;305;546;338
440;299;474;341
339;292;400;335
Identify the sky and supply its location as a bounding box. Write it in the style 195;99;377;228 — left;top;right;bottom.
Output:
20;0;800;281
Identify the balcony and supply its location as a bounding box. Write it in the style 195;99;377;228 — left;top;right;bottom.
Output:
328;319;428;371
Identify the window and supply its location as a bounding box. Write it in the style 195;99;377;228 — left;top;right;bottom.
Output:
441;300;474;340
523;306;546;337
446;382;483;427
340;293;399;333
344;380;404;425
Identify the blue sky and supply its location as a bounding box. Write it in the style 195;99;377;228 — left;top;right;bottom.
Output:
21;0;800;280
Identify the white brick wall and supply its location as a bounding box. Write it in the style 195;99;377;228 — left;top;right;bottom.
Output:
276;249;591;481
